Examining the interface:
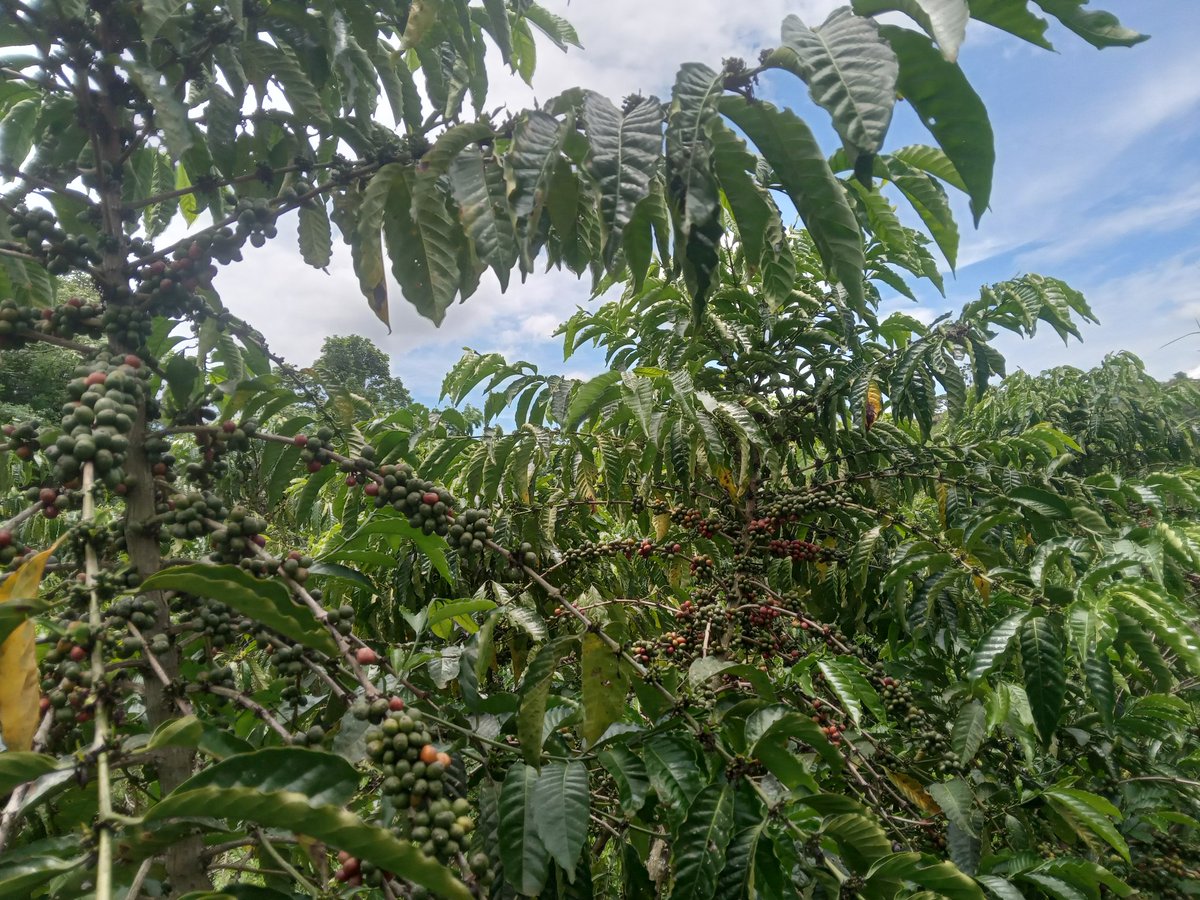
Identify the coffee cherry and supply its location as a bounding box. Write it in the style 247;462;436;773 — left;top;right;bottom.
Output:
355;647;379;665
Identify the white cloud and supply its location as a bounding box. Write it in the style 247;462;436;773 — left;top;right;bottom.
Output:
955;47;1200;273
1016;181;1200;269
487;1;842;109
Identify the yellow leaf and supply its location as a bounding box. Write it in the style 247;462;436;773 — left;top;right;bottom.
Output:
0;547;55;751
715;466;743;501
653;513;671;541
887;770;941;816
936;482;948;528
865;381;883;430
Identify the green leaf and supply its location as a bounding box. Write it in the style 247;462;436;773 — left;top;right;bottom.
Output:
688;654;777;701
383;171;464;325
853;0;970;61
524;3;582;50
499;762;551;896
517;635;576;767
252;41;330;126
122;60;193;159
968;612;1027;680
746;705;844;774
719;95;865;309
349;163;403;327
879;25;993;223
450;146;519;291
0;752;59;795
140;564;338;656
1034;0;1148;48
148;785;470;900
139;0;186;42
708;118;781;276
777;9;899;157
817;657;883;725
580;631;630;746
507;110;564;245
978;875;1031;900
582;92;664;262
643;733;706;823
879;156;960;269
0;97;39;168
968;0;1053;48
1020;614;1066;746
566;371;623;430
951;699;987;764
821;812;894;872
0;856;85;897
1044;787;1130;861
298;201;332;269
927;778;977;836
1084;649;1114;727
164;747;358;807
598;745;649;814
533;761;590;877
668;782;734;900
865;852;985;899
665;62;725;319
850;524;883;591
145;715;253;759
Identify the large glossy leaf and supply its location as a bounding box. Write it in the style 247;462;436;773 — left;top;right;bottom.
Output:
517;635;576;766
0;855;85;897
580;631;630;746
297;202;332;269
450;146;519;291
668;782;734;900
708;118;785;277
507;110;564;244
951;700;987;764
865;852;985;899
148;786;470;900
498;762;551;896
1034;0;1148;48
853;0;970;60
1043;787;1129;862
122;60;193;159
346;164;403;327
532;761;590;877
719;95;865;309
140;564;337;656
968;0;1053;48
582;92;664;261
968;611;1027;680
165;747;358;807
643;733;706;823
0;752;59;795
598;745;649;814
880;25;993;223
777;9;899;157
665;62;726;319
382;170;465;325
1020;614;1066;745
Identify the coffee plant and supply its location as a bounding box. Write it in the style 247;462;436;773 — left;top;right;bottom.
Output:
0;1;1185;899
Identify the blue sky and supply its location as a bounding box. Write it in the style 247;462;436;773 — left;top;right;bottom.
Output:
217;1;1200;405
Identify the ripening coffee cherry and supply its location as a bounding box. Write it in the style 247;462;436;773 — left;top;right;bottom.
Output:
356;647;379;665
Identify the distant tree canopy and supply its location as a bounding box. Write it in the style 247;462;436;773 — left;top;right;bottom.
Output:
312;334;412;409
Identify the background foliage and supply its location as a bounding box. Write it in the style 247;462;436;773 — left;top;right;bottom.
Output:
2;2;1193;900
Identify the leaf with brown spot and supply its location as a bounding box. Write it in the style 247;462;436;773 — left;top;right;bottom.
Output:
887;770;941;815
